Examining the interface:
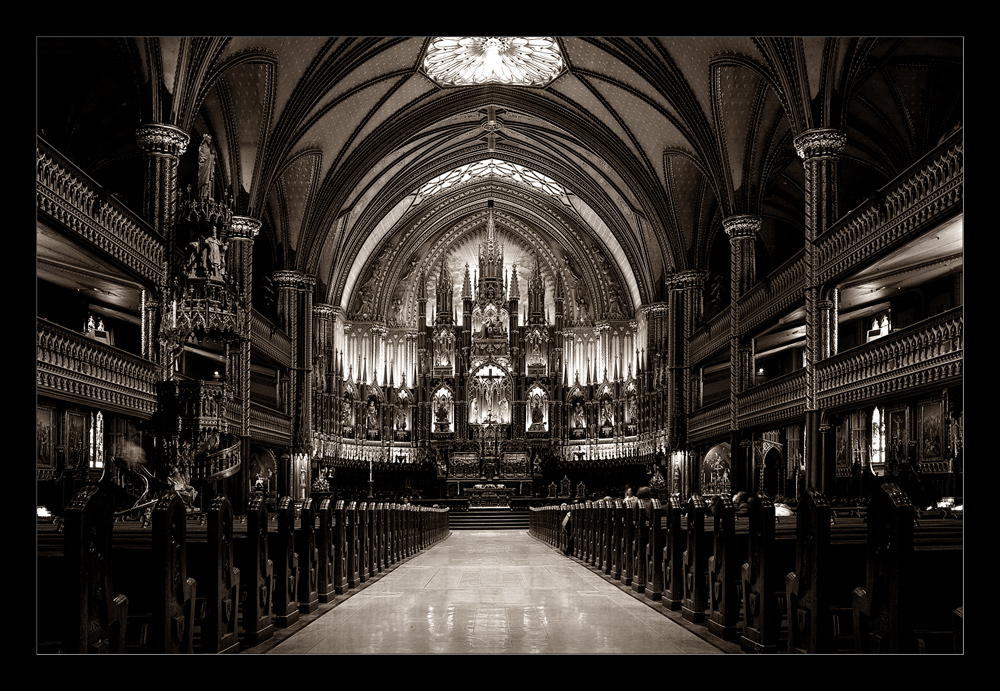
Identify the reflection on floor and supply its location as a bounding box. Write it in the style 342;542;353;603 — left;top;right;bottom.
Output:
259;530;728;655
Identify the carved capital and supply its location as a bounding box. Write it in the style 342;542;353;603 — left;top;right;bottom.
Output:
641;302;669;318
272;269;304;289
229;215;261;241
723;215;761;239
670;269;707;290
313;303;336;319
298;274;317;290
136;123;190;157
793;128;847;160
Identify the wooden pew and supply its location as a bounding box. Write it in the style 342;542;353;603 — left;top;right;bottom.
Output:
186;495;241;654
315;498;336;602
785;489;867;653
112;491;197;653
332;500;349;594
268;497;300;627
358;502;371;583
37;483;128;653
707;495;741;641
611;499;624;581
621;499;636;585
345;501;360;589
644;499;665;601
852;483;963;653
234;495;273;645
296;497;320;614
681;494;710;623
661;496;685;610
631;498;650;594
599;500;613;574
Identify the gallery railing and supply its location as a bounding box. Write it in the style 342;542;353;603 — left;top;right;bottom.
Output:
36;137;164;285
36;318;158;417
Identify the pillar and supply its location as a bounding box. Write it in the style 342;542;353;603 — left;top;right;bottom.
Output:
724;214;760;494
136;123;189;364
228;215;259;508
795;128;846;495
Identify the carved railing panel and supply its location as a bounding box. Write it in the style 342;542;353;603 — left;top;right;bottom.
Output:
36;318;158;417
737;370;807;429
739;256;806;337
689;309;730;365
250;310;292;369
818;133;963;287
36;138;164;284
250;403;293;446
817;307;962;408
688;400;730;444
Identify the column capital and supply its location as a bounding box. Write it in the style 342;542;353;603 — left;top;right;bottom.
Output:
272;269;306;289
794;128;847;160
723;215;761;239
818;299;834;310
669;269;708;290
136;123;190;157
640;302;669;318
230;215;261;241
313;303;337;319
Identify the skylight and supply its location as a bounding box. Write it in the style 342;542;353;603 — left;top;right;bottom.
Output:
424;37;564;87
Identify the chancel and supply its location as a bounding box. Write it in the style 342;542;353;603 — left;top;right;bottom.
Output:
36;36;962;655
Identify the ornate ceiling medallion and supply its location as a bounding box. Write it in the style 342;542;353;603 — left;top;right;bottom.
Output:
424;37;564;87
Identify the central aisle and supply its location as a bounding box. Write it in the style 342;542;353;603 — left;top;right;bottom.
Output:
267;530;725;655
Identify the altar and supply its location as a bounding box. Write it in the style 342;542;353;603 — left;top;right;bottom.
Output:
463;482;515;507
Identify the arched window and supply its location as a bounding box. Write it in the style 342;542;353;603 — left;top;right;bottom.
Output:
870;406;886;475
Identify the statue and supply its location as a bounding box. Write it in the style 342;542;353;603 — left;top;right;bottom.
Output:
367;400;377;428
485;383;493;419
602;399;613;426
341;399;353;426
197;134;215;200
396;405;407;430
573;401;585;429
185;237;201;277
201;227;228;280
531;396;543;424
470;396;479;423
500;395;509;423
435;398;449;422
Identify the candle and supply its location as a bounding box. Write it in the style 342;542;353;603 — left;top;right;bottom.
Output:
172;300;177;328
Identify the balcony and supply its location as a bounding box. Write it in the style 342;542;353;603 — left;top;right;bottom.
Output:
36;318;158;418
250;309;292;368
817;306;962;408
737;370;806;429
36;137;164;284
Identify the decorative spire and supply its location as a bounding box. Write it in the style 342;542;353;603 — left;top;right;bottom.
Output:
463;263;472;299
509;264;519;298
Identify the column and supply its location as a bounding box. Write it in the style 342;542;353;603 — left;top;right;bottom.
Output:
136;123;189;364
724;214;760;494
795;128;846;495
228;215;259;508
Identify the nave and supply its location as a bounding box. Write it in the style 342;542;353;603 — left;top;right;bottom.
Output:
256;530;724;655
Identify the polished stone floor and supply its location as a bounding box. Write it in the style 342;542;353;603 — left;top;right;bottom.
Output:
265;530;726;655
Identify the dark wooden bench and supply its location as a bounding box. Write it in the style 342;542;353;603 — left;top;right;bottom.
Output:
269;497;300;627
662;496;686;610
186;495;241;653
37;483;128;653
295;497;320;614
112;491;197;653
631;498;651;594
681;494;711;623
233;495;273;645
852;483;963;653
644;499;666;601
707;495;742;640
739;494;797;653
785;489;868;653
345;501;361;588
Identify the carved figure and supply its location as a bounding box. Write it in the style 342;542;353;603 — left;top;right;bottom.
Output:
573;401;585;429
342;399;353;426
367;400;377;428
197;134;215;200
202;227;227;280
470;397;479;423
500;396;509;423
435;398;449;422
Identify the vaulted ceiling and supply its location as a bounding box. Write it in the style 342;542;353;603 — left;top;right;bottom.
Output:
36;37;962;327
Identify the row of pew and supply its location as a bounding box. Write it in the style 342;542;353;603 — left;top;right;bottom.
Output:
529;484;962;654
37;486;450;654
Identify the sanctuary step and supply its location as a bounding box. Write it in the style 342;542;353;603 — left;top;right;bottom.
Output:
448;507;530;530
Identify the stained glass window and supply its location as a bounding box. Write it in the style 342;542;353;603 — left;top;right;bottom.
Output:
415;158;568;203
424;37;564;87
